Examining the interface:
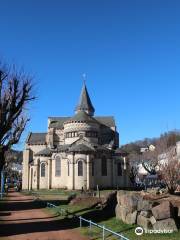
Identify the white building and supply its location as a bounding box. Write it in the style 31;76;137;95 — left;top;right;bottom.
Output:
22;83;130;190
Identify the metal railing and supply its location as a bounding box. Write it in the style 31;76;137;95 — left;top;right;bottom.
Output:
79;216;129;240
46;202;129;240
46;202;68;216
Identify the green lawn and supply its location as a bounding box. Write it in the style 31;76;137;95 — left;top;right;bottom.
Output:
22;189;79;195
26;191;180;240
44;198;180;240
80;217;180;240
22;189;80;200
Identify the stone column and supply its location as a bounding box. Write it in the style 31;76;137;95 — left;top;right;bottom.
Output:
71;153;75;190
48;158;52;189
22;148;31;190
86;155;90;190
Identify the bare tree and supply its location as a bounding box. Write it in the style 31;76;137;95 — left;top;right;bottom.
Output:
141;134;180;194
141;137;168;175
0;63;35;171
158;147;180;194
128;152;141;184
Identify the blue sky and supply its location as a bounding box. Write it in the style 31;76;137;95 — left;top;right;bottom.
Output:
0;0;180;149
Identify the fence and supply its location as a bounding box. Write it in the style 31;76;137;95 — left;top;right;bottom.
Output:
46;202;130;240
79;216;129;240
46;202;68;216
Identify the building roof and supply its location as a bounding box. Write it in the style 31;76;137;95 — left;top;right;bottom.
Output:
68;144;95;152
26;133;47;145
75;82;95;116
57;144;70;152
48;117;70;128
95;116;115;128
65;111;98;124
48;116;115;128
34;148;52;156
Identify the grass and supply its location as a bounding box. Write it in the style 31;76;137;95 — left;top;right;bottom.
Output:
22;189;80;200
26;191;180;240
22;189;79;195
80;217;180;240
46;203;180;240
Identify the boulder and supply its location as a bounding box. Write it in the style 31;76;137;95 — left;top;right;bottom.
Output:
137;214;152;229
152;201;173;220
115;205;130;222
150;216;156;225
153;218;178;232
118;194;141;212
140;210;152;218
137;199;153;211
125;211;138;224
117;190;128;204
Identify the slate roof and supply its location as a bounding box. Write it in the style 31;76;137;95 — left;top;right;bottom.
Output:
65;111;98;124
48;116;115;128
57;144;70;152
75;83;95;115
34;148;52;156
68;144;95;152
26;133;47;145
95;116;115;128
48;117;70;128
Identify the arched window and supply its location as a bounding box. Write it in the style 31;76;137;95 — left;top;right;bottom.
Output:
41;163;45;177
55;156;61;176
101;156;107;176
67;161;70;176
78;161;83;176
117;162;122;176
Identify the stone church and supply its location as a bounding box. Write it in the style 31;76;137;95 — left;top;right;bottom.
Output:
22;83;130;190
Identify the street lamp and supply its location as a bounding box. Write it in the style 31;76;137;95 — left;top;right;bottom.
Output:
0;163;7;199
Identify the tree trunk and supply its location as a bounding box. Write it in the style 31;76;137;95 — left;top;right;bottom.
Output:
0;148;6;172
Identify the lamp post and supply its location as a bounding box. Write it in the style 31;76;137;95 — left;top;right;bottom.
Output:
0;166;5;199
0;163;7;199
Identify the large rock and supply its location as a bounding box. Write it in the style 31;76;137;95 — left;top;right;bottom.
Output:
153;218;178;232
125;211;137;224
118;193;141;212
140;210;152;218
152;201;173;220
137;199;153;211
150;216;156;225
137;214;152;229
115;205;130;222
117;190;128;205
116;204;137;224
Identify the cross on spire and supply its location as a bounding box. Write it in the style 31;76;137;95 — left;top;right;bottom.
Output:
75;80;95;116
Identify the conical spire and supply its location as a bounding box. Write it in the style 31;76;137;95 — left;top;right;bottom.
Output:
75;82;95;116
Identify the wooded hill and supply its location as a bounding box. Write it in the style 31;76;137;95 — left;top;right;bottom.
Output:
121;130;180;155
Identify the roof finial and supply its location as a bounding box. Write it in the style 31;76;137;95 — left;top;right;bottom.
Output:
82;73;86;84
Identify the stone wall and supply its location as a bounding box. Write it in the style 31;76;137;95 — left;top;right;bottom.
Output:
116;190;179;232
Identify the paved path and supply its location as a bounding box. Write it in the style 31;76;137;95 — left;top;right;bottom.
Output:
0;191;89;240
